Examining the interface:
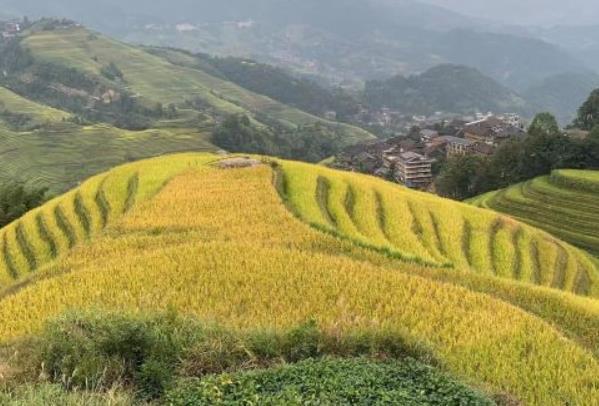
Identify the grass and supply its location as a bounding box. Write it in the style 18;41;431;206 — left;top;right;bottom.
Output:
0;123;214;194
0;384;132;406
470;169;599;257
0;154;597;404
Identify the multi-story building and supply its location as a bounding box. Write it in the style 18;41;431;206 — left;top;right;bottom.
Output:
391;151;435;190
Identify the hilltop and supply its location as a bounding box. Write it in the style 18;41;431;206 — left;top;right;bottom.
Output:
0;20;374;193
363;64;530;116
0;153;597;404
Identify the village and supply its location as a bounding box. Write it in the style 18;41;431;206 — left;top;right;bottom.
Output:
1;21;21;39
331;112;527;190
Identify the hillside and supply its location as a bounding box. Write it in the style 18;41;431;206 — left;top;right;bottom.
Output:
0;153;598;404
20;25;370;140
148;48;362;121
363;64;530;115
0;23;374;192
470;169;599;257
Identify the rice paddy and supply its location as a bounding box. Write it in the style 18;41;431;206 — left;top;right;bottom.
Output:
0;154;597;405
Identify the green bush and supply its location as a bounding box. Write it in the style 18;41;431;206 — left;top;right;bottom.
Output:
21;311;435;400
166;357;494;405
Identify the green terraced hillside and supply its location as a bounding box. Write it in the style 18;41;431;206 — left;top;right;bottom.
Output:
22;26;373;144
0;86;70;124
0;24;375;193
470;169;599;257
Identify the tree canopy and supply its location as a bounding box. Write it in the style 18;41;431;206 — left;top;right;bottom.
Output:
0;182;48;228
573;89;599;130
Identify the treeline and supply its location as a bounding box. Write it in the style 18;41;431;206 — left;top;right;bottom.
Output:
212;114;341;162
363;64;529;116
436;113;599;200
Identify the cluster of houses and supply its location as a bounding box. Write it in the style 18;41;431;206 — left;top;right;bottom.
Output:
332;113;526;191
1;21;21;39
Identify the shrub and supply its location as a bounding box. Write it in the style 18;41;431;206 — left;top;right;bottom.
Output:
166;358;494;405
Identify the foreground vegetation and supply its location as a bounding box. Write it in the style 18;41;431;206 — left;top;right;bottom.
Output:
0;153;597;404
0;311;493;405
471;169;599;257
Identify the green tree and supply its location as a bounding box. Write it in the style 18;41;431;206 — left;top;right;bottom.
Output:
573;89;599;130
435;155;487;200
528;112;561;137
0;182;48;228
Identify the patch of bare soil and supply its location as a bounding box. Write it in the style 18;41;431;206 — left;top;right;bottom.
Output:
216;157;261;169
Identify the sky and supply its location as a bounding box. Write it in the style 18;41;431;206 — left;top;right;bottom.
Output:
422;0;599;27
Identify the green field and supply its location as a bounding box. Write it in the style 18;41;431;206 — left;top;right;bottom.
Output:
0;25;375;195
0;154;597;405
0;86;70;124
22;27;373;144
470;169;599;257
0;123;214;193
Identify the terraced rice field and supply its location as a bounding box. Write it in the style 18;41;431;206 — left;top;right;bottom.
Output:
0;153;217;290
0;123;214;193
471;169;599;257
0;154;598;405
22;27;373;145
0;86;71;124
279;161;599;297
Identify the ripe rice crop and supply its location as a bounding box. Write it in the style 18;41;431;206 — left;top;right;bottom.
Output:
0;155;598;405
279;161;599;297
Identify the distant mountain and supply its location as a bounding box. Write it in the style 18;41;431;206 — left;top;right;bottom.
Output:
363;64;530;115
534;25;599;72
433;30;586;91
523;72;599;125
0;0;587;90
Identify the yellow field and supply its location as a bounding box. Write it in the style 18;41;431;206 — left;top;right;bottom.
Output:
280;161;599;297
0;154;598;405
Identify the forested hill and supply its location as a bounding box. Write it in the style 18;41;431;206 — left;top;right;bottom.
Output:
363;64;530;115
147;48;362;122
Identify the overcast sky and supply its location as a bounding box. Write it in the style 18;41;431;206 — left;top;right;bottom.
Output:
422;0;599;27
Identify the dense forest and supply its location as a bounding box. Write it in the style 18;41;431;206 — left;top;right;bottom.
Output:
212;114;341;162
